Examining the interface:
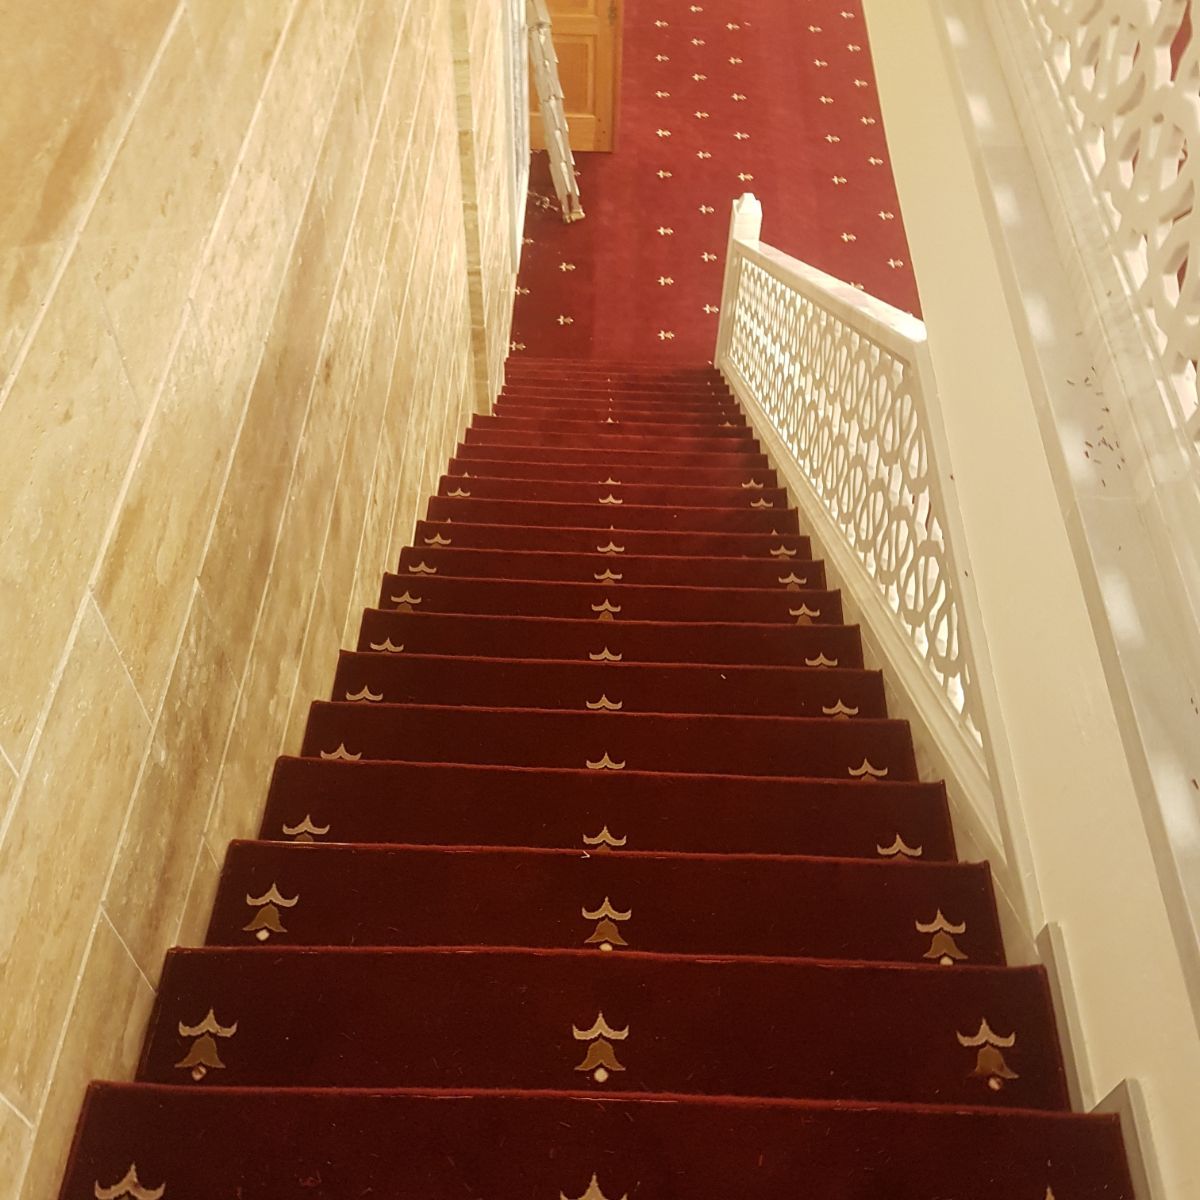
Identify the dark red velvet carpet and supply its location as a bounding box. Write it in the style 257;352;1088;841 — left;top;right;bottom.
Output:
512;1;920;364
58;361;1132;1199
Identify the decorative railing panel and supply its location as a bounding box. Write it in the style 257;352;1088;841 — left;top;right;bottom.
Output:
718;199;989;765
1016;0;1200;430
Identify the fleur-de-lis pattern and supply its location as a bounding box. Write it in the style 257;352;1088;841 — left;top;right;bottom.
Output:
511;1;916;361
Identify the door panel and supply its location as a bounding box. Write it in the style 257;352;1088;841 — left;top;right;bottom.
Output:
531;0;621;152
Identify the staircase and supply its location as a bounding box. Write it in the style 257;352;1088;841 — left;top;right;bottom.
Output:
61;360;1132;1199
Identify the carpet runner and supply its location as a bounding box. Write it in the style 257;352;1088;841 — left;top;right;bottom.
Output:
511;0;921;363
59;360;1132;1199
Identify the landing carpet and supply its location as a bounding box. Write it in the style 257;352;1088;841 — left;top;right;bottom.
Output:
58;360;1131;1199
512;1;920;363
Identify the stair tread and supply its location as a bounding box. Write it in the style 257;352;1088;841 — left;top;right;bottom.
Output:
142;945;1066;1106
212;838;1000;961
259;756;954;859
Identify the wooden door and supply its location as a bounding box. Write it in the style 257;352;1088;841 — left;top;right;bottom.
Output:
531;0;622;153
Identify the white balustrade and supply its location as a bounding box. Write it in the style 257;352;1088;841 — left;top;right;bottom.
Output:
716;195;993;789
1005;0;1200;434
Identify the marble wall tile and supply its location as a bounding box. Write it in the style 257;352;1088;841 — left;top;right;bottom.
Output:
0;242;66;395
282;570;343;756
93;316;230;710
195;194;340;677
311;51;372;280
18;915;155;1200
0;759;15;850
174;839;222;950
82;21;229;407
183;0;294;165
7;3;517;1189
356;0;405;123
205;568;309;852
0;1098;32;1200
103;588;237;982
0;0;175;252
0;601;149;1112
0;254;149;766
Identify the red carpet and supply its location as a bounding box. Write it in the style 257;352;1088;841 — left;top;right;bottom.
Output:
512;1;920;364
58;361;1132;1199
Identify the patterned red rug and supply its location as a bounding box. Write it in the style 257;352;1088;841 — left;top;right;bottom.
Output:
513;0;919;364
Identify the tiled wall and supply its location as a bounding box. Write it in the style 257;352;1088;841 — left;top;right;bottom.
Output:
0;3;516;1196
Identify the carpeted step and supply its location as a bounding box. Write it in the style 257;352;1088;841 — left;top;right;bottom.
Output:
299;703;918;779
260;758;955;859
437;474;788;510
331;652;882;718
497;391;741;411
455;441;770;468
509;356;722;373
378;572;838;625
504;372;726;390
397;545;824;588
477;413;753;438
504;374;724;388
492;393;741;411
139;946;1067;1107
504;373;727;391
426;496;799;533
210;841;1002;962
412;519;809;558
449;455;778;487
503;381;729;397
357;610;863;667
465;427;759;453
495;396;744;419
61;1084;1135;1200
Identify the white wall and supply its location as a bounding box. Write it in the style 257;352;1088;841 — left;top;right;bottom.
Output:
860;2;1200;1195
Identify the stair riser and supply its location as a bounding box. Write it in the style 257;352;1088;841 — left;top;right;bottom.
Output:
495;399;743;419
499;391;736;409
466;429;759;453
62;1087;1136;1200
260;758;955;858
426;497;800;534
142;949;1066;1108
483;415;751;437
504;377;727;392
331;652;883;719
456;443;770;468
413;520;809;559
439;477;788;509
211;841;1002;961
357;610;862;668
378;574;841;626
301;704;917;780
397;546;824;588
449;456;779;487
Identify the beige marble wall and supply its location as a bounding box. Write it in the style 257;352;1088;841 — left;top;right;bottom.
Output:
0;3;517;1197
452;0;521;407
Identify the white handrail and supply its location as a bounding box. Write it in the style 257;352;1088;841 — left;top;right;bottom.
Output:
716;194;998;820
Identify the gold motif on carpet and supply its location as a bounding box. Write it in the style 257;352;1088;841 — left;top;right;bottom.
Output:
957;1019;1019;1091
916;911;968;964
583;898;632;950
572;1012;629;1082
94;1165;165;1200
175;1010;237;1081
243;885;299;942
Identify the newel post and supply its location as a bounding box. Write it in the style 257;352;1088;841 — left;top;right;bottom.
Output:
714;192;762;367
